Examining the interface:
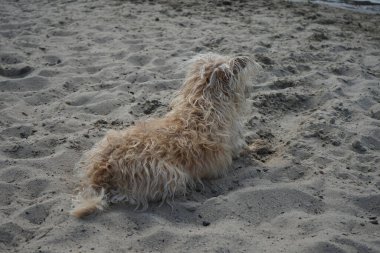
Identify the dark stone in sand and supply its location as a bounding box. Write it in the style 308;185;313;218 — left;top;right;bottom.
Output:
352;140;367;153
202;221;210;226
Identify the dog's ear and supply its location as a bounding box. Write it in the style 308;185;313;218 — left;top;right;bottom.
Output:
206;64;234;97
210;64;232;85
205;56;252;98
231;56;250;75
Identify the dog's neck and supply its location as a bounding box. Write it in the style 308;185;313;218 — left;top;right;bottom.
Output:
168;94;241;135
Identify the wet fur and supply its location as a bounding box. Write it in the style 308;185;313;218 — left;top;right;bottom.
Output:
70;53;254;218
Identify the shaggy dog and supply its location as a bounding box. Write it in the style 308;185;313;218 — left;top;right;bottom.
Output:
70;53;254;218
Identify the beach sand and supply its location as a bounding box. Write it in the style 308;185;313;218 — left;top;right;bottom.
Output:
0;0;379;252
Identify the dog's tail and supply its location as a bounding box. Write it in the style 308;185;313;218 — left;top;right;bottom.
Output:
70;187;107;218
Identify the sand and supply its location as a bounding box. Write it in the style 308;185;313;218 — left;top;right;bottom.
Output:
0;0;379;252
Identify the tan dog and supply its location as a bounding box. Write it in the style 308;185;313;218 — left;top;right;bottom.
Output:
70;53;254;218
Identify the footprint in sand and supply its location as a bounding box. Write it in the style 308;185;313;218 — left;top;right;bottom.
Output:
84;99;123;115
1;125;35;139
20;201;53;225
268;79;299;90
252;91;311;115
127;54;152;66
138;231;177;252
0;222;34;247
24;91;55;106
0;166;31;183
49;29;76;37
197;188;325;225
128;44;146;51
21;178;50;199
111;51;127;60
65;94;92;106
152;57;166;66
130;99;162;116
0;52;24;65
125;71;152;83
305;242;345;253
268;163;310;182
0;183;18;205
93;36;114;44
38;69;60;77
42;55;62;66
1;137;58;159
0;66;33;78
0;76;49;92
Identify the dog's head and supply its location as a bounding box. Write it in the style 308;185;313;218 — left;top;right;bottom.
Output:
180;53;254;112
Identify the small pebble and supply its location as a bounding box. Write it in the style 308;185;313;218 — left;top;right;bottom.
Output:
202;221;210;226
352;140;366;153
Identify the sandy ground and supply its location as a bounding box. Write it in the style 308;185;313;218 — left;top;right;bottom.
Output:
0;0;380;252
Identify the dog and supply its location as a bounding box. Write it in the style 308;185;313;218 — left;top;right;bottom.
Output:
70;53;254;218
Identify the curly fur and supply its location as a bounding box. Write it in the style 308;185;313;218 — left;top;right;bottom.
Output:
70;53;255;218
